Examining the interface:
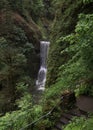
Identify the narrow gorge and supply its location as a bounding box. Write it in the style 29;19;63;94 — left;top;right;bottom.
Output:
0;0;93;130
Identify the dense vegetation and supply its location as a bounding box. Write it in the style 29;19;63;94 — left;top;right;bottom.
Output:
47;0;93;98
0;0;93;130
0;0;43;128
46;0;93;129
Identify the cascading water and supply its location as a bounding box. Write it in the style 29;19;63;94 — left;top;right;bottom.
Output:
36;41;50;91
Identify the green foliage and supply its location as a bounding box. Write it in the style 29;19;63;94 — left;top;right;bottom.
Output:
0;83;43;130
41;2;93;130
0;24;35;90
0;37;27;89
74;84;88;97
46;8;93;125
83;0;93;4
47;0;82;86
29;0;44;16
54;13;93;96
64;116;93;130
0;0;40;113
16;82;29;94
12;26;28;44
0;0;44;20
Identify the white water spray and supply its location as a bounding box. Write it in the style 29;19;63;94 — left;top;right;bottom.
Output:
36;41;50;91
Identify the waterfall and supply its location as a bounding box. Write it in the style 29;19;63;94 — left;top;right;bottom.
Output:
36;41;50;91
